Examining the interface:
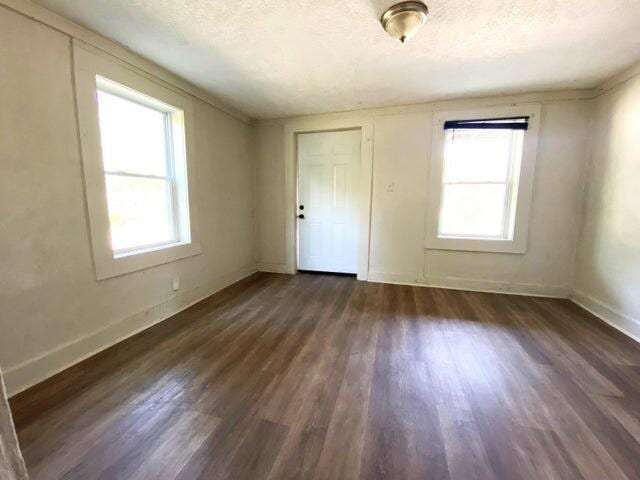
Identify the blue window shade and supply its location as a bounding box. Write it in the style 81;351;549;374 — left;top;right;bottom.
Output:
444;116;529;131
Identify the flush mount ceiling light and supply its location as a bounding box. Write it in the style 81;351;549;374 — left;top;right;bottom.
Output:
381;1;429;43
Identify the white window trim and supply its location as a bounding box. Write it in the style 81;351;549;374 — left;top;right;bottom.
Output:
424;104;541;254
74;42;201;279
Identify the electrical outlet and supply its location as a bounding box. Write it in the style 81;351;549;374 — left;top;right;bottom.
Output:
172;277;180;291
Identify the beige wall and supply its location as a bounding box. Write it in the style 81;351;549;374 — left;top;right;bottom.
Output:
255;95;593;296
254;124;287;271
0;7;256;395
573;73;640;340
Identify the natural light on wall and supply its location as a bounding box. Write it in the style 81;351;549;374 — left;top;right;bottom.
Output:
439;127;523;240
96;77;190;257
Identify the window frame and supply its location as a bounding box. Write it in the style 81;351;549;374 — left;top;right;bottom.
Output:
96;77;183;256
74;42;201;280
425;105;541;254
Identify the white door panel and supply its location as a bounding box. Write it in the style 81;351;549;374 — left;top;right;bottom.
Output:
298;130;360;273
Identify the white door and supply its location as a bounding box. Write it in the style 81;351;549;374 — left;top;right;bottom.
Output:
297;130;361;274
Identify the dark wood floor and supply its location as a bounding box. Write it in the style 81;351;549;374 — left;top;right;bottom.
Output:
10;273;640;480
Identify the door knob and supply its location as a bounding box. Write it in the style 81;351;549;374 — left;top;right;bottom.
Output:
297;214;305;219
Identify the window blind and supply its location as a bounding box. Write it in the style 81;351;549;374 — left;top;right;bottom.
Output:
443;116;529;131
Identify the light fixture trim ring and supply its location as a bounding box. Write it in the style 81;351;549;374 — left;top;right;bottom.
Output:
381;1;429;42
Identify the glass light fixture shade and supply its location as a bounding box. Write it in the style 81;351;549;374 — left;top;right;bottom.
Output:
381;1;429;43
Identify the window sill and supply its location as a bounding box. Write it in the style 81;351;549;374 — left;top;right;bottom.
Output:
94;240;202;280
114;240;190;259
425;236;527;254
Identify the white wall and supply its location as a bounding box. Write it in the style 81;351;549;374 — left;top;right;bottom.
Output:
572;72;640;341
255;94;593;296
0;6;256;395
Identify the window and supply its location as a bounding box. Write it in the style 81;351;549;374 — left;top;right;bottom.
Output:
74;44;200;279
96;77;189;256
439;119;526;239
425;106;540;254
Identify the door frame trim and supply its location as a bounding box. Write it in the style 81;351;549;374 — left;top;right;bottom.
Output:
284;118;374;280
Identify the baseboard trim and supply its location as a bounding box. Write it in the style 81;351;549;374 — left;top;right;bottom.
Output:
256;262;290;274
14;268;633;396
570;290;640;343
4;264;257;397
366;272;568;298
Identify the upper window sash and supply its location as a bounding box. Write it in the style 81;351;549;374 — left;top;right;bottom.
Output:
96;75;178;114
96;76;178;179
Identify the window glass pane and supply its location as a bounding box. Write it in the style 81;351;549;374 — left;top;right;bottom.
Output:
105;174;175;252
97;90;169;177
444;129;514;183
439;183;508;238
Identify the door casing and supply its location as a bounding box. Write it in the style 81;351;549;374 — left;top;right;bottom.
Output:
284;118;374;280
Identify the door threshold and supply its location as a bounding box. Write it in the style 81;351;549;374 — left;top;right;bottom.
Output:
297;270;356;277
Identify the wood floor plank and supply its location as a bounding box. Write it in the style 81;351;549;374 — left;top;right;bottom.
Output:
359;284;450;480
9;272;640;479
312;281;380;480
214;419;289;480
432;289;537;480
127;409;220;480
266;425;327;480
414;289;497;480
545;369;640;479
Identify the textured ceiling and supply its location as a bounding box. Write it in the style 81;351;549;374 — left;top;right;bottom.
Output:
34;0;640;119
